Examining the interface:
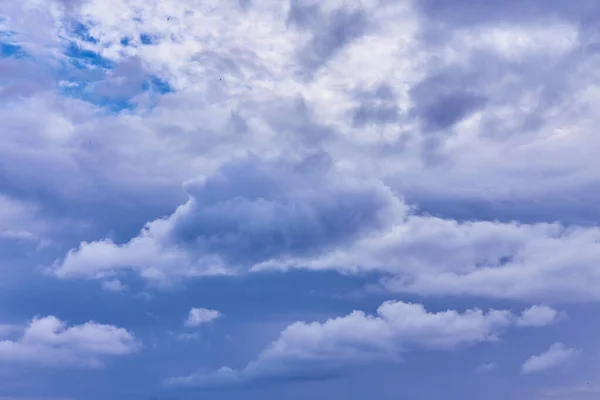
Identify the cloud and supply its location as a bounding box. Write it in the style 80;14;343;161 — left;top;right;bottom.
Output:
521;343;580;374
48;147;600;302
0;195;48;246
2;0;600;396
166;301;549;388
185;308;221;327
50;154;405;285
517;305;563;327
0;316;140;368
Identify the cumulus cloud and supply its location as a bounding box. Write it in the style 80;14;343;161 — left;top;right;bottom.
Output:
165;301;550;388
185;308;221;327
0;316;140;368
517;305;563;327
521;343;580;374
50;154;405;285
49;149;600;302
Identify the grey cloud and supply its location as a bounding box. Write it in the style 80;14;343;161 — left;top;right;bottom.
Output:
287;0;321;29
351;85;401;127
296;8;368;76
93;57;147;100
51;154;406;283
409;66;487;133
416;0;597;28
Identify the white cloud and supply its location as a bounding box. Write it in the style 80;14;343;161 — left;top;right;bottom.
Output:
0;316;140;368
185;308;221;327
521;343;580;374
166;301;549;388
517;305;563;327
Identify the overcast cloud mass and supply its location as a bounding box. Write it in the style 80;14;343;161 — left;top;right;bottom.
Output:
2;0;600;399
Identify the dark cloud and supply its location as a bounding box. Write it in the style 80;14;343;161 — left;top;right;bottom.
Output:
351;85;401;127
296;8;368;76
287;0;321;28
410;68;487;133
416;0;598;28
169;153;403;265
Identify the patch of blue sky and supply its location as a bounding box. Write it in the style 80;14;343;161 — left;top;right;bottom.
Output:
64;42;114;70
139;33;156;45
142;75;174;94
61;82;136;112
59;75;173;112
71;22;99;44
1;42;23;57
0;30;29;59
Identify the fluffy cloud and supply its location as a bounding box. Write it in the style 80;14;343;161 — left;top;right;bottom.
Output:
0;316;140;368
166;301;553;388
185;308;221;327
521;343;580;374
517;305;563;327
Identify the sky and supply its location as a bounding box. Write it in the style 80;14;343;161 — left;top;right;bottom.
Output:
1;0;600;399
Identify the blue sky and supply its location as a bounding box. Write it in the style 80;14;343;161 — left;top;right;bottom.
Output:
1;0;600;399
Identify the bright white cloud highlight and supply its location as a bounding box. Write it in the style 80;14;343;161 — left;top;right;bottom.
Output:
185;308;221;327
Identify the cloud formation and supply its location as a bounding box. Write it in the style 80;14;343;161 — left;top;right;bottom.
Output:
517;305;563;327
166;301;558;388
185;308;221;327
521;343;580;374
51;155;405;285
2;0;600;396
0;316;140;368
